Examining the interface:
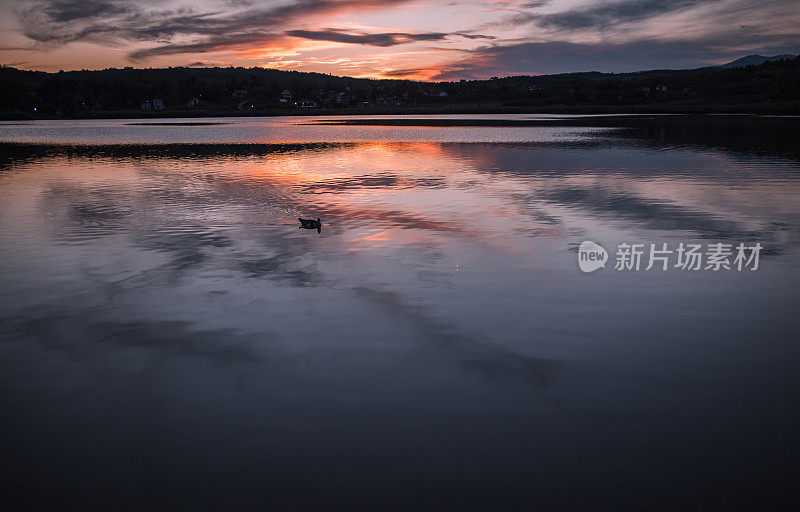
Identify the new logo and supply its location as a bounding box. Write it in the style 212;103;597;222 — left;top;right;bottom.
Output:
578;241;608;272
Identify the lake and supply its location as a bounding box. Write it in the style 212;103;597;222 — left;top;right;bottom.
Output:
1;115;799;510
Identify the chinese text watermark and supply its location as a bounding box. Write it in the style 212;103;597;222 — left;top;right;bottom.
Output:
578;241;761;273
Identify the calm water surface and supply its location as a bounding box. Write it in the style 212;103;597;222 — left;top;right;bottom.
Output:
1;115;799;510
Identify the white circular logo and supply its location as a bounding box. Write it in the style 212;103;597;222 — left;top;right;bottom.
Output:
578;241;608;272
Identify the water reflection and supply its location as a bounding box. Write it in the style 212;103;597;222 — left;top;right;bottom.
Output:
1;116;799;510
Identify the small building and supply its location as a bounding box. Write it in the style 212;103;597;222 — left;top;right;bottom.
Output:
280;89;293;100
232;89;248;99
188;97;200;107
140;102;151;111
152;98;164;110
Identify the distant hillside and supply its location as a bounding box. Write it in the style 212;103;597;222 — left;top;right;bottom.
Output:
719;54;797;68
1;55;798;118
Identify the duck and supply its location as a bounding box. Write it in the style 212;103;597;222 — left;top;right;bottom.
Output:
299;217;322;233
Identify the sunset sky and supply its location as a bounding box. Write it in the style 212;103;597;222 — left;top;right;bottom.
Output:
1;0;798;80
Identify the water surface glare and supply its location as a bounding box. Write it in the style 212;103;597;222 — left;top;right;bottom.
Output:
1;115;799;510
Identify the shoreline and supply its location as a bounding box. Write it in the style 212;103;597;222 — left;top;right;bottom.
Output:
2;102;798;121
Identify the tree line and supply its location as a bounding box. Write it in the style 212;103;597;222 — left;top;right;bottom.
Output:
1;56;797;118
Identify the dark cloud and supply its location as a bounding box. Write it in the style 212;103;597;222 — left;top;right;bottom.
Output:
15;0;414;59
17;1;213;46
434;37;800;79
186;59;233;67
36;0;131;22
383;67;432;77
501;0;719;30
8;0;800;76
129;33;282;60
285;28;448;47
454;32;496;40
536;0;712;30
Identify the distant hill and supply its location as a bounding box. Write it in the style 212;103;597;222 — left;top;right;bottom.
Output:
719;54;797;68
1;54;798;118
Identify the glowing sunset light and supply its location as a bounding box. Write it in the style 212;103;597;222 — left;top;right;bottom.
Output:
0;1;797;79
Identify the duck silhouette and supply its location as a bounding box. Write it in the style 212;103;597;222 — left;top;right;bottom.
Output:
299;217;322;233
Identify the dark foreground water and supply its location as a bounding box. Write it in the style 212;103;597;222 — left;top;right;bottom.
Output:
1;115;799;510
